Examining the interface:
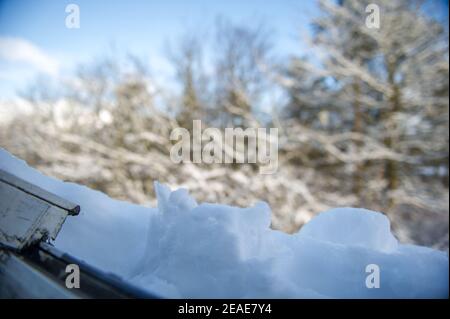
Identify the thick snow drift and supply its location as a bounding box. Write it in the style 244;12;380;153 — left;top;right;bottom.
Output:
0;148;448;298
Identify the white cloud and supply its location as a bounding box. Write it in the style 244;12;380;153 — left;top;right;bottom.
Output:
0;37;60;76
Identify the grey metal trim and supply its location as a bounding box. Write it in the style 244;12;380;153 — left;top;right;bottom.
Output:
0;249;78;299
0;169;80;215
0;244;159;299
0;169;80;250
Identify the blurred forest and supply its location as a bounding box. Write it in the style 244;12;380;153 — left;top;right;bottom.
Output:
1;0;448;249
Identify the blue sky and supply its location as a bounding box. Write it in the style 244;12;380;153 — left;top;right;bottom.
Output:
0;0;319;99
0;0;448;100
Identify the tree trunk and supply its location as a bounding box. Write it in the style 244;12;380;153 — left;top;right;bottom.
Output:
384;58;402;206
352;80;365;197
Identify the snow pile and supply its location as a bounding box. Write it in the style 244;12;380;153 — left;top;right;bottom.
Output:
0;148;448;298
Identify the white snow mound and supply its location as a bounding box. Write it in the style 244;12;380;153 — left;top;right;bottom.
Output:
298;207;399;252
0;148;448;298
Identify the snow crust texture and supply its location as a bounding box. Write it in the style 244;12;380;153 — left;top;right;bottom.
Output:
0;148;448;298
